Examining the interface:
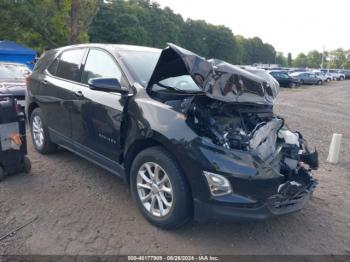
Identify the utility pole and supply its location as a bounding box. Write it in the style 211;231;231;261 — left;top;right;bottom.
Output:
321;45;325;69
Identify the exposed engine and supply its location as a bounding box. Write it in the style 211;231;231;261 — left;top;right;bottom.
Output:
179;96;318;173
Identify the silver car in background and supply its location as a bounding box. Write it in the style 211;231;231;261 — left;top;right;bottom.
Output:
321;69;345;80
290;72;323;85
0;62;31;110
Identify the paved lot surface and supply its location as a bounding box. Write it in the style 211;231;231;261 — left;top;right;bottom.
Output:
1;81;350;255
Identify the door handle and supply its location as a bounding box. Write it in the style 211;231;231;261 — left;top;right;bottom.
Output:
74;90;84;97
41;80;48;85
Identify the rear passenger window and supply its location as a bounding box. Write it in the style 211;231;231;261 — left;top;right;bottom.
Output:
82;49;123;85
56;49;85;82
47;58;59;75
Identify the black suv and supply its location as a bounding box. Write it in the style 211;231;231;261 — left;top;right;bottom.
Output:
27;43;318;229
269;70;300;88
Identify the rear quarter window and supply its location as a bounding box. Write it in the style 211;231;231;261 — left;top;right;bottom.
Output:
47;58;59;75
55;48;86;82
34;50;56;73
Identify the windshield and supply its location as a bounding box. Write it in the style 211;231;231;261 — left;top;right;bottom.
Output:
153;75;202;93
0;64;30;80
120;50;202;93
119;50;161;86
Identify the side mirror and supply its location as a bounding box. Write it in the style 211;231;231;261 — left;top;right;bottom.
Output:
88;78;129;94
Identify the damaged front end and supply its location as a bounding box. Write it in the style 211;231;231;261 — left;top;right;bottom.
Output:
147;43;318;218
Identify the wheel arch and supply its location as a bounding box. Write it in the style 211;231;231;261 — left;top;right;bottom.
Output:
123;137;191;193
27;102;39;121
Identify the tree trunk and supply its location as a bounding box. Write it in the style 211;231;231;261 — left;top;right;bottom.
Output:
69;0;79;44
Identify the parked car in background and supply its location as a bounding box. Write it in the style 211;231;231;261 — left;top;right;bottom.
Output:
0;62;31;111
321;69;345;81
26;43;318;229
313;70;330;83
288;68;307;74
269;70;300;87
290;72;323;85
341;70;350;80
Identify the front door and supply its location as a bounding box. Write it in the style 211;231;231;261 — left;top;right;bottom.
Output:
70;48;129;165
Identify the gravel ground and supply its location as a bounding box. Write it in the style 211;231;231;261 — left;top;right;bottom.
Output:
0;81;349;255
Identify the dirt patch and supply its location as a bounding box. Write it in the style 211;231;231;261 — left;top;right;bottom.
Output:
1;81;350;255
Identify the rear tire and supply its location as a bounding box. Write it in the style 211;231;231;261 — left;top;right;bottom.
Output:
30;108;57;154
130;146;192;229
317;80;322;85
300;79;304;85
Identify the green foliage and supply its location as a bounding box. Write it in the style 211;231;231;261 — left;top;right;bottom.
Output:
306;50;322;68
326;48;350;69
0;0;100;52
88;0;278;64
234;35;276;64
276;52;287;67
293;53;308;68
1;0;348;68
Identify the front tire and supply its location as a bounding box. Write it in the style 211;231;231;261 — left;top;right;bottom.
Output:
30;108;57;154
339;76;344;81
130;146;192;229
317;80;322;85
289;82;296;88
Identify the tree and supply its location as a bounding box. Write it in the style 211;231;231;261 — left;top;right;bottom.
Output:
293;53;308;67
306;50;322;68
0;0;101;52
287;53;292;67
327;48;350;69
276;52;287;66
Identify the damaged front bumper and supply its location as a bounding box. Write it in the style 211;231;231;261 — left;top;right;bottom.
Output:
194;169;317;222
185;137;318;222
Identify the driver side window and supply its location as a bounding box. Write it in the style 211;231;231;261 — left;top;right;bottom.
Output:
82;49;125;85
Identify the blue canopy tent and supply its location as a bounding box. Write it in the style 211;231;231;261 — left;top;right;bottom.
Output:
0;41;36;70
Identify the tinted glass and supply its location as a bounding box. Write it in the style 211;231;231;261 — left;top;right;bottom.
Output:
152;75;201;93
82;49;122;84
47;58;59;75
119;50;161;86
56;49;85;82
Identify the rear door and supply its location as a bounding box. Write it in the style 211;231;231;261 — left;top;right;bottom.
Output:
70;48;129;168
40;48;87;142
309;73;318;83
278;73;289;86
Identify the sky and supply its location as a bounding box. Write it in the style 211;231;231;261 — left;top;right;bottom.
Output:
155;0;350;56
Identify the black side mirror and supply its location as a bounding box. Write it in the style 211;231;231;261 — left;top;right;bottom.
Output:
88;78;129;94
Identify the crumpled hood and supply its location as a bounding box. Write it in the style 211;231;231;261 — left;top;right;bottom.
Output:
0;81;26;97
147;43;279;106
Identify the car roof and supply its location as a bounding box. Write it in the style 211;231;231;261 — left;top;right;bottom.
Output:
52;43;162;54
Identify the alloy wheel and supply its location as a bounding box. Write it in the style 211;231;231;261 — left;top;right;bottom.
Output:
136;162;173;217
32;115;44;148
